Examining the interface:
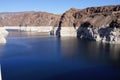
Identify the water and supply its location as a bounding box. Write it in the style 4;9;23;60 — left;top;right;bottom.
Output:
0;31;120;80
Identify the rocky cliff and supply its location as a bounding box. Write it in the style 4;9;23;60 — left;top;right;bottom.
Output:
59;5;120;27
0;12;60;43
56;5;120;43
0;27;8;44
0;12;60;27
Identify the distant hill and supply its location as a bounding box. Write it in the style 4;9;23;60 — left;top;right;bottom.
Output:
0;11;61;26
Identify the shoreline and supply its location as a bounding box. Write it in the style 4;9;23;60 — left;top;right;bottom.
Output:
3;26;120;44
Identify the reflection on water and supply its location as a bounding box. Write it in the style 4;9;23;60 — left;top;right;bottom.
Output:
85;41;120;62
0;31;120;80
60;38;120;62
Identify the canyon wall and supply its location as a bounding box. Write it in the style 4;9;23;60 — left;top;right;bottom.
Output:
57;5;120;43
1;5;120;43
59;5;120;27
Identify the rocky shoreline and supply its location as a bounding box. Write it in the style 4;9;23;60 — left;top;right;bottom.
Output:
77;27;120;44
0;28;8;44
57;5;120;43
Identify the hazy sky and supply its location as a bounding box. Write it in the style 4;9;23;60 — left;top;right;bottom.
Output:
0;0;120;13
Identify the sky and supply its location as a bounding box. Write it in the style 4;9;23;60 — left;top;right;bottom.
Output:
0;0;120;14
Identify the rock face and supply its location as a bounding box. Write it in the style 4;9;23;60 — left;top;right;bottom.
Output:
56;5;120;43
0;5;120;43
0;28;8;44
0;12;61;27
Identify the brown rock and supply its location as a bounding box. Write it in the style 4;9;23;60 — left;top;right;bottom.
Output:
0;12;61;27
59;5;120;28
0;5;120;28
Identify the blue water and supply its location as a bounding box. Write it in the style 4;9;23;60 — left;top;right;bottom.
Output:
0;31;120;80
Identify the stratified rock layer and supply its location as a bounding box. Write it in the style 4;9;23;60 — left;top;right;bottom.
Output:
0;5;120;43
76;19;120;43
77;26;120;43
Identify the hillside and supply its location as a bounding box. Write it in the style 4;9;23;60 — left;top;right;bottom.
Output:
0;12;61;27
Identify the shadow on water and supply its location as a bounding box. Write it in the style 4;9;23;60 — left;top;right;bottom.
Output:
59;37;120;61
0;31;120;80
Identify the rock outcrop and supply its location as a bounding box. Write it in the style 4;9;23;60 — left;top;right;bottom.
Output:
77;23;120;43
0;12;61;27
59;5;120;27
0;27;8;44
56;5;120;43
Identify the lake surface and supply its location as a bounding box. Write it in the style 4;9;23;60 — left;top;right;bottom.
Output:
0;31;120;80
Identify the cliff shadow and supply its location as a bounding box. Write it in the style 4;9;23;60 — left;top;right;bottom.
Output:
98;27;116;41
56;21;62;37
77;22;93;38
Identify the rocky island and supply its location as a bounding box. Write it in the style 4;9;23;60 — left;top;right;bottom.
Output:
0;5;120;43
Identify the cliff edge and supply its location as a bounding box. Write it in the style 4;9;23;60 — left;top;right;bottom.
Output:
57;5;120;43
0;27;8;44
59;5;120;27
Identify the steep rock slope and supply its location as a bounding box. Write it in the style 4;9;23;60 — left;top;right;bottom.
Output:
0;27;8;43
59;5;120;27
57;5;120;43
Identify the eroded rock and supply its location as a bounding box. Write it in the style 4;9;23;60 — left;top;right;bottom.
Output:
58;5;120;28
77;22;120;43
